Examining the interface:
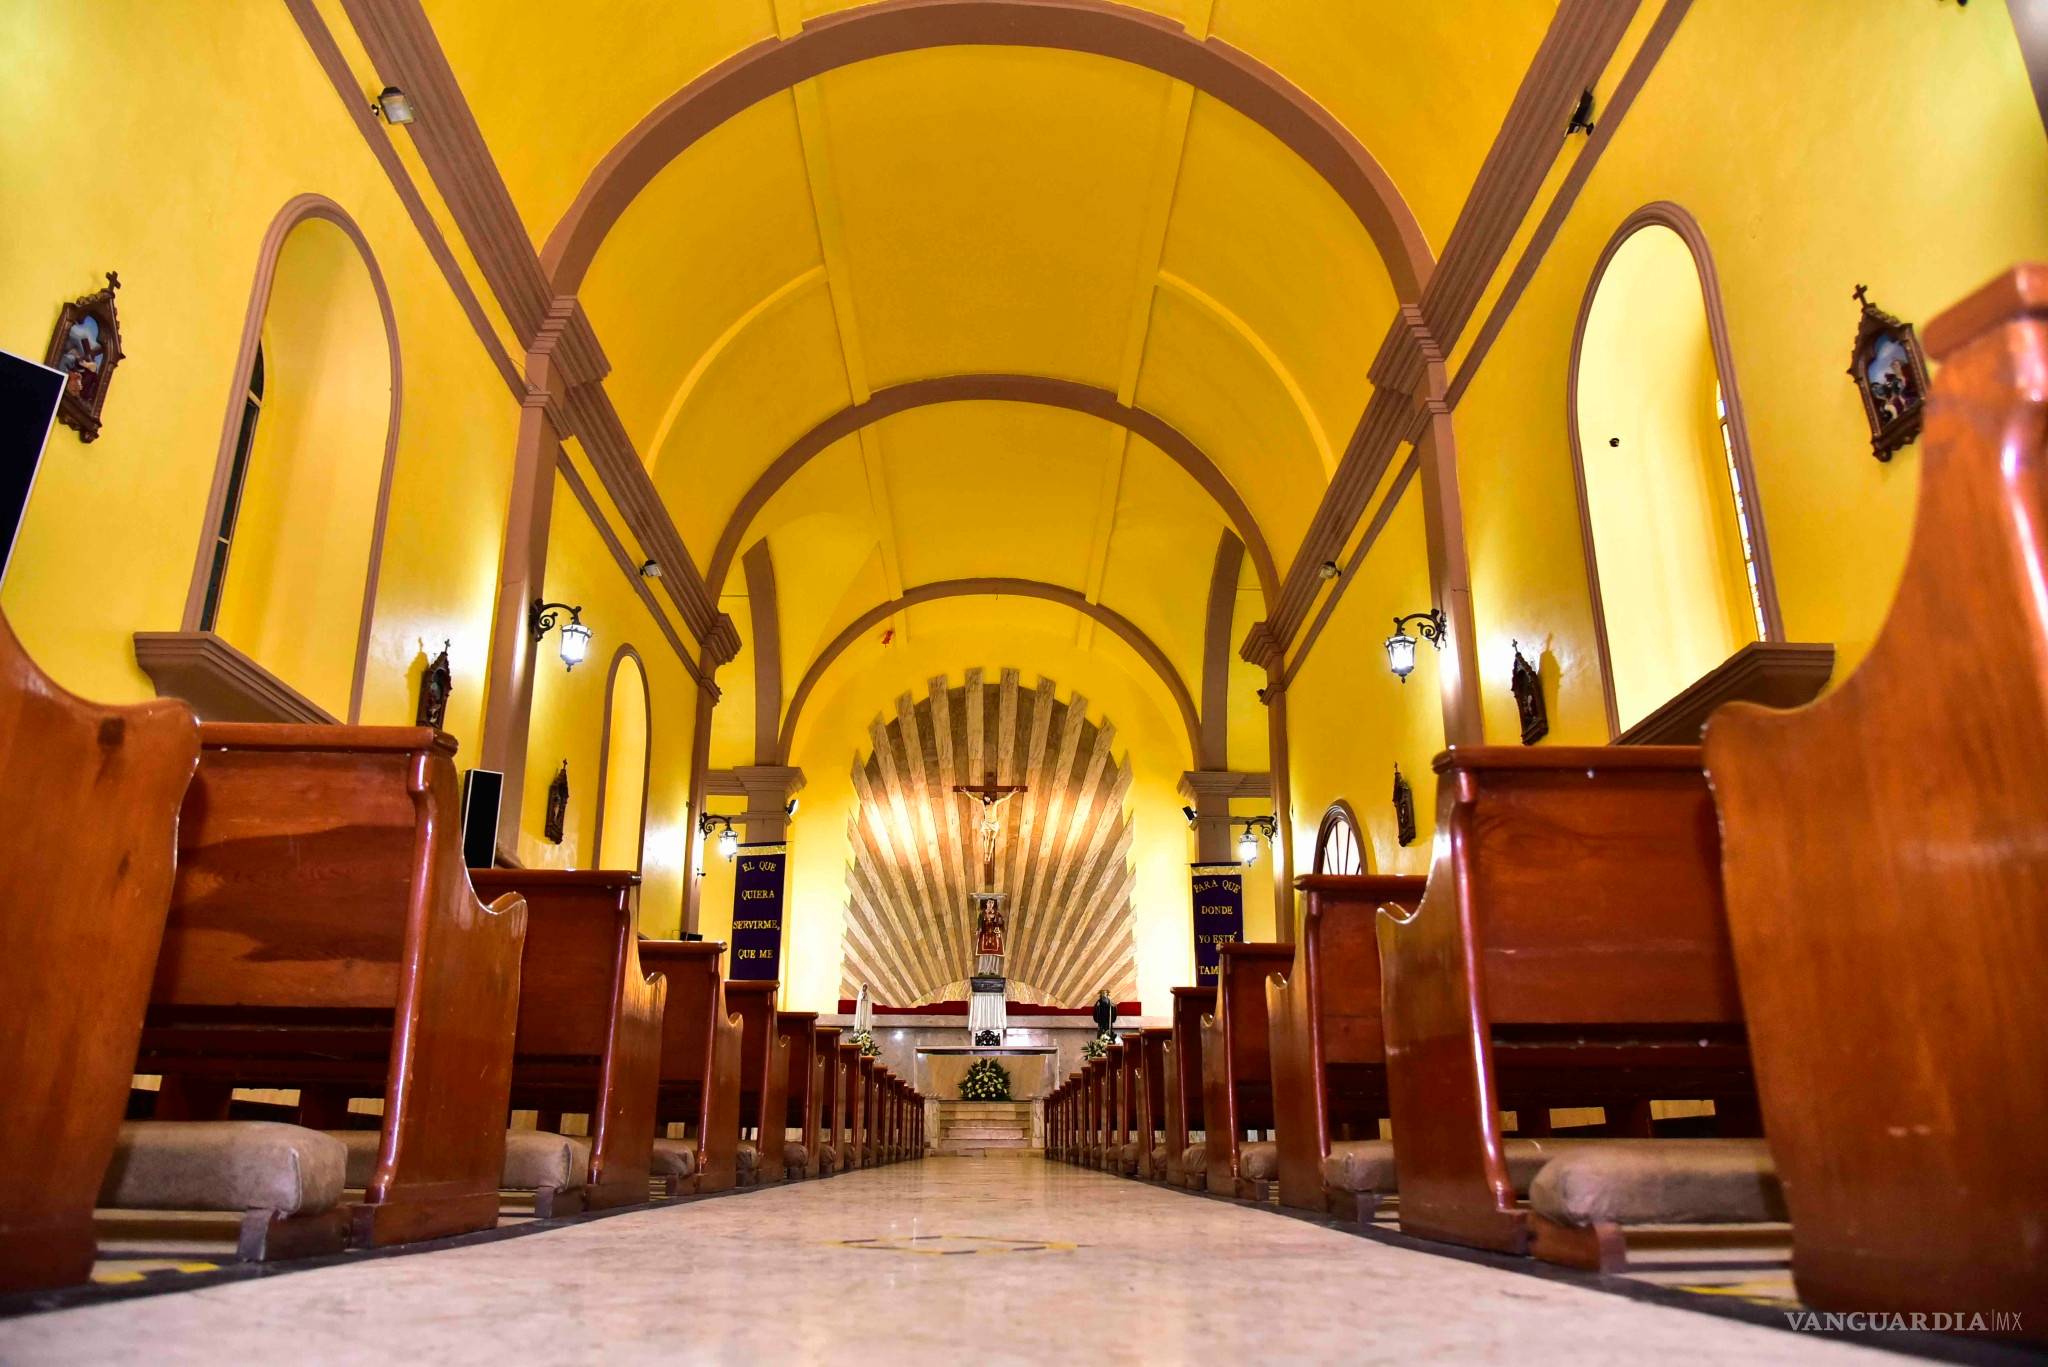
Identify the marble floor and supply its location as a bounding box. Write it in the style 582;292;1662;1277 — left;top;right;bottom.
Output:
0;1157;1900;1365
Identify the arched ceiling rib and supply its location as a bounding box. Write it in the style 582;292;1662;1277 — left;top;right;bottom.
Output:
779;579;1203;765
705;374;1280;602
540;0;1433;302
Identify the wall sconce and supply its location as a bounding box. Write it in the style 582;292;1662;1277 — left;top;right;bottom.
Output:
529;600;591;671
1384;608;1447;682
372;86;416;125
1231;814;1279;866
698;812;739;862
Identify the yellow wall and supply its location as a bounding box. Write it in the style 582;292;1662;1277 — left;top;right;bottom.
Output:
1575;223;1756;730
0;0;516;767
211;216;390;718
1457;2;2048;746
521;459;702;934
1282;479;1444;898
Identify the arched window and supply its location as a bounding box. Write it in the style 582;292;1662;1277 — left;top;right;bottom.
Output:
1313;801;1364;876
1570;204;1780;736
183;195;401;722
594;647;651;870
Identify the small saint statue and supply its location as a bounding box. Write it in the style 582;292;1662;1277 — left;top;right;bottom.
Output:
1092;989;1116;1041
415;640;453;731
854;983;874;1036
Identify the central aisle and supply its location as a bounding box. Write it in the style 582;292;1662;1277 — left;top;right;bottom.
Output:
2;1156;1880;1365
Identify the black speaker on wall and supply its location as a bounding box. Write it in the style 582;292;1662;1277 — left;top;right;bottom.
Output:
460;768;504;870
0;349;66;588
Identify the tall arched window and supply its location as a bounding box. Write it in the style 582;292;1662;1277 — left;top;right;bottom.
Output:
183;195;401;723
1313;801;1364;875
1570;204;1780;736
595;647;651;870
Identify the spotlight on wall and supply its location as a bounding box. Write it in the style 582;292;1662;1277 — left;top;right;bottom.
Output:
1384;608;1447;683
529;600;591;670
698;812;740;861
638;558;663;579
1181;804;1199;827
373;86;416;125
1231;814;1279;866
785;797;800;817
1318;559;1342;581
1567;88;1596;137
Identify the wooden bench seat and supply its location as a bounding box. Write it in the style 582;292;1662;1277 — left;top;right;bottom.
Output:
638;940;741;1196
1163;986;1209;1188
812;1025;844;1174
1704;267;2048;1331
1376;746;1758;1263
1133;1028;1169;1179
1268;874;1427;1216
470;869;664;1211
725;984;786;1184
138;724;528;1249
1200;941;1295;1198
0;608;199;1292
777;1010;820;1178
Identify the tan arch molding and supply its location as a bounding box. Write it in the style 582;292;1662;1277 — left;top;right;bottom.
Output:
178;192;403;726
591;642;653;870
706;374;1282;604
541;0;1433;306
777;578;1201;765
1565;200;1785;740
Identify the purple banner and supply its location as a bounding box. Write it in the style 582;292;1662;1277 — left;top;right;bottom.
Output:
729;843;786;981
1190;862;1245;986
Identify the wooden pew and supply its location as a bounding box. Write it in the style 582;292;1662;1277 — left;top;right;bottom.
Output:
835;1040;862;1169
777;1010;821;1179
1268;874;1427;1216
1102;1040;1128;1172
1199;941;1295;1198
638;940;740;1194
724;981;787;1185
1704;267;2048;1330
0;610;199;1292
1081;1056;1104;1168
470;870;664;1210
813;1025;843;1174
140;725;528;1248
1134;1028;1170;1179
1163;986;1209;1188
1375;746;1757;1260
855;1056;877;1167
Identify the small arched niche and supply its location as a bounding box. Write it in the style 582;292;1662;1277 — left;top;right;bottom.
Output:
595;647;651;870
1570;205;1780;735
199;198;398;719
1313;801;1365;876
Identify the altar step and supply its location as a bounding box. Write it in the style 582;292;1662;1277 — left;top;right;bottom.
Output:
930;1100;1036;1155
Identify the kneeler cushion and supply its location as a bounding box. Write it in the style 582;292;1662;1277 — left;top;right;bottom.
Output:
734;1141;758;1177
1180;1145;1207;1174
330;1129;589;1194
782;1142;810;1173
101;1121;346;1216
1320;1138;1590;1196
1150;1144;1167;1173
648;1138;698;1179
1239;1142;1278;1182
1529;1139;1783;1227
816;1143;838;1173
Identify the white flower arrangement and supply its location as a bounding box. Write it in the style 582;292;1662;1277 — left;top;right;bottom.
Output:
1081;1031;1113;1061
846;1028;880;1057
960;1057;1012;1101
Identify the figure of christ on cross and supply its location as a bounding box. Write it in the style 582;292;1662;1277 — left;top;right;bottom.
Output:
952;768;1027;887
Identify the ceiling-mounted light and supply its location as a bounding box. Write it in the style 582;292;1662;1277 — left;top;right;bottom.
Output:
639;558;663;579
529;600;591;670
1318;560;1341;581
373;86;415;125
1384;608;1447;682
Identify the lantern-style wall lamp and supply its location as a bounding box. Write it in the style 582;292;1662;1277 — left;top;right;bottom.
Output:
529;600;592;671
698;812;740;862
1232;814;1279;866
1384;608;1447;682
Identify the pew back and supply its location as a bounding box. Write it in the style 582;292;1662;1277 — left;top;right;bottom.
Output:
639;939;741;1194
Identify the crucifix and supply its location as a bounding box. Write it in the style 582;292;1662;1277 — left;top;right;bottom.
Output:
952;768;1027;886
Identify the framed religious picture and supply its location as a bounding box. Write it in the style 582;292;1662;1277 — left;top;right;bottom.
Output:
1847;284;1928;462
970;891;1008;960
42;272;126;444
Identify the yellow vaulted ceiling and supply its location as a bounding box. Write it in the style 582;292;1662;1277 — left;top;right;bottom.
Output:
420;0;1559;767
